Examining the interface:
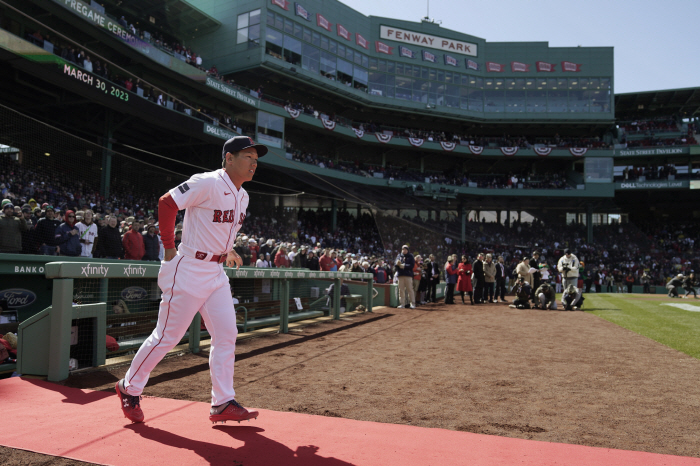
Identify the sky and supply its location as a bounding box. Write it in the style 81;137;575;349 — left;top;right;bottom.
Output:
341;0;699;94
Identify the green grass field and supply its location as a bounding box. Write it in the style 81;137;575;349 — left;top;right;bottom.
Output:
581;293;700;359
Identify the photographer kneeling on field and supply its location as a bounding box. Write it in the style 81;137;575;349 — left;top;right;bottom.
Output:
534;282;557;310
562;285;584;311
509;277;532;309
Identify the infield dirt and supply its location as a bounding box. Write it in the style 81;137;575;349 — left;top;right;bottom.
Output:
4;300;700;464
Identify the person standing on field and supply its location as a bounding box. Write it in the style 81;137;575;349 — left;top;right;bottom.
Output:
115;136;267;425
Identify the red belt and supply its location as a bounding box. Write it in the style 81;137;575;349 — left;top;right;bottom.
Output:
195;251;227;263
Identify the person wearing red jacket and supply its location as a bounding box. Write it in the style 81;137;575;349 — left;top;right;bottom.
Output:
122;220;145;260
274;245;290;268
319;248;336;271
456;255;474;304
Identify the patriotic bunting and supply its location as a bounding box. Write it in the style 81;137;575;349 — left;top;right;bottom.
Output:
466;59;480;71
294;3;310;20
534;146;552;157
468;145;484;155
511;61;530;72
375;41;393;55
316;14;332;31
284;106;300;119
444;55;458;67
321;118;336;131
356;33;369;49
536;61;556;72
271;0;289;10
422;50;436;63
352;128;365;139
399;46;415;59
486;62;505;72
408;138;424;147
440;141;456;152
376;133;393;144
500;147;519;156
569;147;588;157
561;61;581;72
337;24;351;40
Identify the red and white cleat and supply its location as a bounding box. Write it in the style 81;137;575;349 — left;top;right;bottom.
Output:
115;380;144;423
209;399;259;424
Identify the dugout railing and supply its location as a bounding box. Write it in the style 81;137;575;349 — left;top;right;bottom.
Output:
15;262;373;381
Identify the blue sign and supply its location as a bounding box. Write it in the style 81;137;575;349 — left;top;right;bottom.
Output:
0;288;37;308
121;286;148;301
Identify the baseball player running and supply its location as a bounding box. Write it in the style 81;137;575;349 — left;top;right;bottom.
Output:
115;136;267;424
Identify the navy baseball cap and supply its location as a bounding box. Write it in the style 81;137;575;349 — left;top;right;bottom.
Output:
222;136;268;160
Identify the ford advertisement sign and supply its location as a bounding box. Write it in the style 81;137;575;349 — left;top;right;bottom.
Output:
121;286;148;301
0;288;38;308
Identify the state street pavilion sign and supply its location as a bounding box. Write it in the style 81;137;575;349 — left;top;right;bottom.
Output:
380;25;477;57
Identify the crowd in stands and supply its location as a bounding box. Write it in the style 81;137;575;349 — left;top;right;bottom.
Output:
619;117;679;134
2;161;699;294
617;165;682;181
286;141;571;189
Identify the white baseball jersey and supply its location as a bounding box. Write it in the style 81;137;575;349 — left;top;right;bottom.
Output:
123;168;249;407
76;222;98;257
170;169;249;255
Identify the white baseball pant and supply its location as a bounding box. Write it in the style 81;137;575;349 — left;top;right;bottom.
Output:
122;254;238;406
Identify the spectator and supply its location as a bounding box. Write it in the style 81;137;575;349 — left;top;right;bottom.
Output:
20;206;38;254
96;216;124;259
55;210;81;257
444;255;457;305
373;258;389;284
122;220;145;260
306;250;319;270
395;245;416;309
274;245;290;268
472;253;485;304
625;272;635;294
35;205;61;255
76;209;98;257
425;254;441;303
319;248;336;271
255;252;271;268
456;255;473;305
0;202;28;253
494;255;508;303
172;228;182;249
483;253;496;303
292;245;308;268
142;225;160;261
234;236;252;266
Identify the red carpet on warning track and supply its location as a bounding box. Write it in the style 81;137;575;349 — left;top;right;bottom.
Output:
1;378;699;466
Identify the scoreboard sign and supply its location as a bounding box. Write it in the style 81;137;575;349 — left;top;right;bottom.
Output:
380;25;477;57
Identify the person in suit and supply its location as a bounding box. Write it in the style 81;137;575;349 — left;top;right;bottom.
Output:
425;254;441;303
472;253;485;304
494;255;508;303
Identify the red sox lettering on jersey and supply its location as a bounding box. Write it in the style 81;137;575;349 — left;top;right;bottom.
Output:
212;210;246;224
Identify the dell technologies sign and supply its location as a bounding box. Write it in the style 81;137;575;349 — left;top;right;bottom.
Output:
0;288;37;308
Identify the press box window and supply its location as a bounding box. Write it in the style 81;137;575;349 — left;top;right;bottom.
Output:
237;9;261;46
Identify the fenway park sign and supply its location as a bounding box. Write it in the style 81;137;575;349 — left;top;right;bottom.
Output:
380;26;477;57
